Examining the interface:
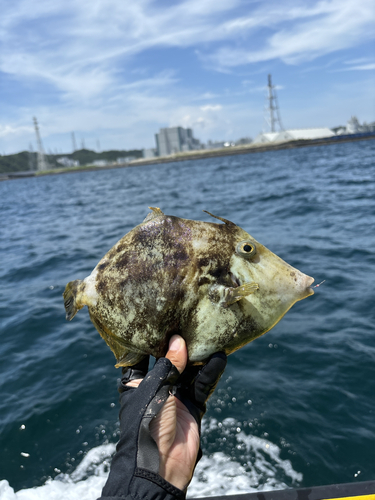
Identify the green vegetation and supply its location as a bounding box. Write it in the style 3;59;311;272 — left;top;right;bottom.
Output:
69;148;142;165
0;151;36;173
0;148;143;174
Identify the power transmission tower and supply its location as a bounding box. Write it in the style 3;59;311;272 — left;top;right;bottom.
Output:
28;143;35;171
33;117;49;171
71;132;77;152
265;74;284;132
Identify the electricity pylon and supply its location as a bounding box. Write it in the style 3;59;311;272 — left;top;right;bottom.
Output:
33;117;49;171
72;132;77;152
265;74;284;132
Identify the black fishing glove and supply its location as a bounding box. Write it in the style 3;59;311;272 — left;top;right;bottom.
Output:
98;352;227;500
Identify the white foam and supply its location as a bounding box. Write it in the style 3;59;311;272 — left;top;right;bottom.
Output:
188;424;302;498
0;444;115;500
0;421;302;500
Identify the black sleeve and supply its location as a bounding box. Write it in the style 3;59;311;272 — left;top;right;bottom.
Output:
98;353;227;500
97;358;186;500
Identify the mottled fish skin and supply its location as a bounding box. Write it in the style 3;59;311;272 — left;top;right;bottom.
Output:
64;208;314;367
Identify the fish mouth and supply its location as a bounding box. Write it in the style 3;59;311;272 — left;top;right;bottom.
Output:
307;277;328;295
306;276;315;296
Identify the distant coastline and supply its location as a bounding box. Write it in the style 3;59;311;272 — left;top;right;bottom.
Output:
1;132;374;182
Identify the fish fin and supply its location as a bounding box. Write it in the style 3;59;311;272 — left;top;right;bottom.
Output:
209;282;259;308
63;280;85;320
115;351;147;368
143;206;165;223
203;210;236;227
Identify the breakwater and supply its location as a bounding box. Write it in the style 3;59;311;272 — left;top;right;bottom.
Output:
1;132;374;181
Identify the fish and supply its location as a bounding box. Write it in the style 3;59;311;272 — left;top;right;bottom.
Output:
63;207;314;367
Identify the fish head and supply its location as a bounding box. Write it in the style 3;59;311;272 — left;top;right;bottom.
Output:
225;224;314;350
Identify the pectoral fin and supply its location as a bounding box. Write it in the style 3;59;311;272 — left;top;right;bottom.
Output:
209;282;259;308
223;282;259;307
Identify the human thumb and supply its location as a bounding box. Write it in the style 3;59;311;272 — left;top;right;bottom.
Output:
165;335;188;374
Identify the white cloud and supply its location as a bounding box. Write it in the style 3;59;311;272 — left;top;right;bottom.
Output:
0;0;374;154
194;92;220;100
200;105;222;112
205;0;375;68
344;57;373;65
1;0;373;98
0;124;33;138
344;63;375;71
0;0;242;105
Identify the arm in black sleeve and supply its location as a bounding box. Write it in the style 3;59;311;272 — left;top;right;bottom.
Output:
98;353;227;500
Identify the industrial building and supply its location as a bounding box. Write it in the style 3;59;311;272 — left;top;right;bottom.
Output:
143;148;157;159
155;127;201;156
253;128;335;144
334;116;375;135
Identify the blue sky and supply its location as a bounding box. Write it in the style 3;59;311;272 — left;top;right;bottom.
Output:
0;0;374;155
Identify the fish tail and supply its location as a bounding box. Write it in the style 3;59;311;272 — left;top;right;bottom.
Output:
63;279;84;320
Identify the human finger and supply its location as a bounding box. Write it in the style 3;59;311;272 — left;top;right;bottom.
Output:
119;355;150;392
165;335;188;374
192;352;227;407
175;352;227;426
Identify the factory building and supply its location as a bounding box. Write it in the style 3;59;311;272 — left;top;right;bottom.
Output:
253;128;335;144
334;116;375;135
155;127;201;156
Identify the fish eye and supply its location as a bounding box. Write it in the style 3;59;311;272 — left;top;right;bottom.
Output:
236;241;257;259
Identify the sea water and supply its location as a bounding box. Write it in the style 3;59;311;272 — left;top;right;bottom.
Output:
0;139;374;498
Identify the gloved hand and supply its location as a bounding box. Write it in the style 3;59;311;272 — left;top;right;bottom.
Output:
98;335;227;500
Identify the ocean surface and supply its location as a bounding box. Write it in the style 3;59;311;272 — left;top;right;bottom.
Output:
0;139;374;499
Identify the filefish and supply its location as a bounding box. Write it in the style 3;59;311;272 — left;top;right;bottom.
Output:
63;208;314;367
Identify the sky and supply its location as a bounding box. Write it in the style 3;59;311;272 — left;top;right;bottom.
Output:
0;0;374;155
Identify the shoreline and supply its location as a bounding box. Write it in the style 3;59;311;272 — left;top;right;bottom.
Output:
1;133;374;181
